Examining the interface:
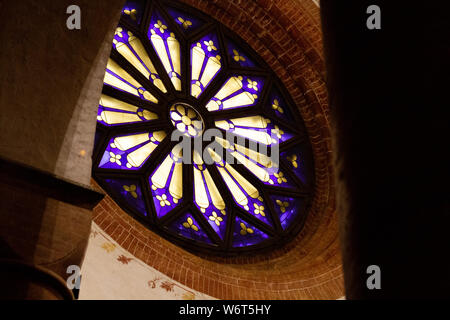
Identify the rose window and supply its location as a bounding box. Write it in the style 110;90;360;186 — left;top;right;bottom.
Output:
93;0;315;255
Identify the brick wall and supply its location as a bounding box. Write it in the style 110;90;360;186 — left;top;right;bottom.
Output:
92;0;343;299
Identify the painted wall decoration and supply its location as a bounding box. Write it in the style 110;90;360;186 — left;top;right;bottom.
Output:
79;223;214;300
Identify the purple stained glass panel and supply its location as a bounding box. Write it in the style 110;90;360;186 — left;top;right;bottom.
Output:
121;1;145;26
261;120;294;145
226;39;257;68
193;164;228;240
150;183;182;219
98;132;162;171
232;216;269;247
281;144;314;187
103;178;147;217
168;213;212;244
198;206;227;240
165;6;205;35
149;154;183;218
268;88;296;124
270;195;303;230
241;196;273;227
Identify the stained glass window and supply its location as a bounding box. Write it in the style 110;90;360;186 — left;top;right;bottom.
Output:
93;0;314;255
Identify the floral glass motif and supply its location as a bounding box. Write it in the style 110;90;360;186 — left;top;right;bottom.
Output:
215;116;294;146
122;1;145;26
191;34;222;98
103;178;147;217
193;151;228;239
205;75;263;112
148;11;182;91
149;145;183;218
267;88;296;124
226;38;257;68
93;0;314;254
168;213;212;244
281;144;314;188
232;216;269;247
190;33;222;98
170;104;204;138
165;6;204;35
97;94;158;126
270;195;303;230
98;131;166;170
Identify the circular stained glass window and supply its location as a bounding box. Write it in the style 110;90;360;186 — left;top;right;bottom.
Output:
93;0;315;255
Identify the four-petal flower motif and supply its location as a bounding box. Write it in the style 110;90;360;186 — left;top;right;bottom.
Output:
115;27;123;38
239;222;254;236
276;200;290;213
177;17;192;29
203;40;217;52
101;242;116;253
183;217;199;232
233;49;246;62
271;125;284;139
253;203;266;217
154;20;167;33
208;212;223;226
117;254;133;264
109;152;122;166
274;171;287;184
123;184;138;199
247;78;258;91
272;99;284;113
156;194;170;207
170;104;203;138
287;154;298;168
123;8;137;21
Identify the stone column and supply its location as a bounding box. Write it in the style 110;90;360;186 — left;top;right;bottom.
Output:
0;0;124;299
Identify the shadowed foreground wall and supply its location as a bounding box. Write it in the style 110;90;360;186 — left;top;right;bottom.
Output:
0;0;124;185
0;0;124;299
321;0;450;298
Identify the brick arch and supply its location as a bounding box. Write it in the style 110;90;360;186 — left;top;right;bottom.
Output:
93;0;343;299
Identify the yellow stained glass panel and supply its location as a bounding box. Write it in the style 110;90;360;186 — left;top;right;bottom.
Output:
100;111;141;125
114;133;149;151
127;140;158;168
105;59;159;103
200;56;221;88
100;94;138;112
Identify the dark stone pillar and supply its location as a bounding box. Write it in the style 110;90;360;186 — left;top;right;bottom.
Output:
320;0;450;298
0;0;124;299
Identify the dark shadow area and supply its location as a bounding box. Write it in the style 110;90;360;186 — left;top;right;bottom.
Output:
321;0;450;298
